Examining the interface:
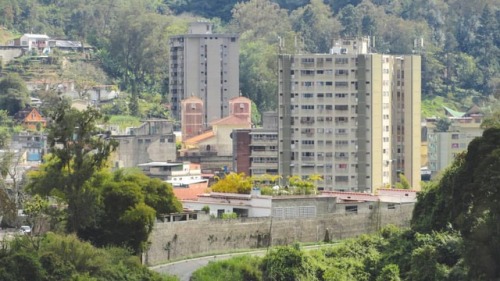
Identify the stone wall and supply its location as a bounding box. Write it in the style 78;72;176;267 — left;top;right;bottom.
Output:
145;202;414;265
0;47;23;64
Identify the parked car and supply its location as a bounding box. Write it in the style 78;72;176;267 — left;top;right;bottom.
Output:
19;225;31;235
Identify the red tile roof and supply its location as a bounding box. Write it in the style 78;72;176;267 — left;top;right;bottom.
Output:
210;115;250;126
184;130;215;144
173;182;208;200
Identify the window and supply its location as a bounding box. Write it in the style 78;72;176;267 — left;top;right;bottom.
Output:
335;58;348;64
336;176;349;182
345;206;357;215
452;134;459;140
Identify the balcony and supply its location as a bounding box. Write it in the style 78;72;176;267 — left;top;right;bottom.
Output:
251;150;277;157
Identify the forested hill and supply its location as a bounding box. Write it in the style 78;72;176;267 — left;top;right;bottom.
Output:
0;0;499;117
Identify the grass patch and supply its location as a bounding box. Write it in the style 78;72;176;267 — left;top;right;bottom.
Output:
421;96;462;118
0;28;19;45
108;115;142;130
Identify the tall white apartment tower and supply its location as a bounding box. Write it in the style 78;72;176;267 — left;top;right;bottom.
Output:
278;38;421;192
169;22;239;126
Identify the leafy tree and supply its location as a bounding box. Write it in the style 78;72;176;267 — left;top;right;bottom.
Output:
290;0;340;53
75;169;182;255
0;73;29;116
239;39;278;112
0;150;27;217
260;244;317;281
0;232;176;280
376;264;401;281
338;5;360;37
395;174;411;189
211;172;253;194
62;61;109;100
435;118;452;132
288;175;316;195
230;0;292;43
412;128;500;279
103;11;173;115
28;102;118;234
0;110;13;148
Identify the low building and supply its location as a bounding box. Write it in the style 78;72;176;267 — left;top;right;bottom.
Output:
111;120;176;168
10;132;47;163
182;190;272;218
427;106;484;177
14;34;49;51
182;188;418;219
137;161;208;201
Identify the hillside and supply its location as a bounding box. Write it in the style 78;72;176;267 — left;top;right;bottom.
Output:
0;0;498;118
0;28;18;45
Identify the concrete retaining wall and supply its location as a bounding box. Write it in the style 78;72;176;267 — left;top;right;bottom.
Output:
0;47;23;64
145;202;414;265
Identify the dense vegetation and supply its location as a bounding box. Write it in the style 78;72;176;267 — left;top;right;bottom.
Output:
25;102;182;254
193;128;500;280
1;0;498;117
192;227;465;281
0;102;181;279
0;233;178;281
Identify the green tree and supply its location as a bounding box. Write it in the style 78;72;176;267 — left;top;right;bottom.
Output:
0;73;29;116
230;0;292;43
0;110;13;148
62;61;109;100
78;169;181;255
239;40;278;111
102;10;179;116
260;245;317;281
28;102;118;234
412;128;500;279
290;0;340;53
395;174;411;189
376;264;401;281
338;5;361;37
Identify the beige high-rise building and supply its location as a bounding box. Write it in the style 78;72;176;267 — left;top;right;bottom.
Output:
278;38;421;192
169;22;239;126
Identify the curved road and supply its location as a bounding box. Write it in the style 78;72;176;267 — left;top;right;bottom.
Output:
150;245;333;281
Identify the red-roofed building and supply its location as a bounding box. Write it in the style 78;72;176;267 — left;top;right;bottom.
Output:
13;107;46;130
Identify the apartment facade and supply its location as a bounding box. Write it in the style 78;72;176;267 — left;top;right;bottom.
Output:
278;38;421;192
427;112;483;177
233;111;279;178
169;22;239;126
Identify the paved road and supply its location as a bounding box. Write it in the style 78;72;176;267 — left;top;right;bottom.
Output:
150;250;267;281
150;244;333;281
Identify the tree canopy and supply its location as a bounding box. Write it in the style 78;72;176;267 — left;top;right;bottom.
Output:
27;102;181;255
1;0;499;117
412;127;500;280
0;73;29;116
